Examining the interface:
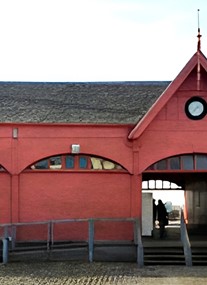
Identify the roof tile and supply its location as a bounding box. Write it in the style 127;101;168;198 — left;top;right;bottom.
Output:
0;81;169;124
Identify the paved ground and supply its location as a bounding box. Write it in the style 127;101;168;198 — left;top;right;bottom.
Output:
0;262;207;284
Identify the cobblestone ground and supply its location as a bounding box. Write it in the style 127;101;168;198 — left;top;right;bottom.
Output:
0;262;207;285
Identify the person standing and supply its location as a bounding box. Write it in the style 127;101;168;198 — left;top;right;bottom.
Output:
157;199;168;238
153;199;157;228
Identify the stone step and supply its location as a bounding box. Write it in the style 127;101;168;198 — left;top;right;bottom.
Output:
144;245;185;265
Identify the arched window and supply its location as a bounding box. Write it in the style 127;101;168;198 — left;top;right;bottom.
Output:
146;154;207;171
28;154;125;171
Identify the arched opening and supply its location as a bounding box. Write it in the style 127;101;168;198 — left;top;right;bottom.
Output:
142;179;184;237
142;153;207;238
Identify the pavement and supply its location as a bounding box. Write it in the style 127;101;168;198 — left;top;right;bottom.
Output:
0;261;207;285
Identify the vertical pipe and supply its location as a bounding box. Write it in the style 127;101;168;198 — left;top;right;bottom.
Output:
88;219;94;262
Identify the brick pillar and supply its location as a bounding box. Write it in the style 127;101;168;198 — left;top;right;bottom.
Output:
11;174;19;223
131;146;142;218
131;173;142;218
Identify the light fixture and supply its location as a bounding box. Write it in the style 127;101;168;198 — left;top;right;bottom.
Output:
71;144;80;153
12;128;18;139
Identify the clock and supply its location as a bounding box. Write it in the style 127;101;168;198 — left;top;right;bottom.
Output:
185;97;207;120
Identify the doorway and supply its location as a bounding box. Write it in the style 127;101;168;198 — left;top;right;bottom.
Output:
142;179;185;238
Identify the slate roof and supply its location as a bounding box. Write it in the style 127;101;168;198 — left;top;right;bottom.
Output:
0;81;170;124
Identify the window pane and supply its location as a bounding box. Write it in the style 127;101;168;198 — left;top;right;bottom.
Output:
146;164;155;170
182;155;194;170
156;159;167;170
65;156;74;169
50;156;62;169
35;159;49;169
115;164;123;170
91;157;103;169
169;157;180;170
196;154;207;170
79;157;87;168
102;160;115;170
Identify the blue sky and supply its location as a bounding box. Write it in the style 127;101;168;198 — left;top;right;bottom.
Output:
0;0;207;82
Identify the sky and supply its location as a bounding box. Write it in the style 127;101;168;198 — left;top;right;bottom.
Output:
0;0;207;82
142;181;184;206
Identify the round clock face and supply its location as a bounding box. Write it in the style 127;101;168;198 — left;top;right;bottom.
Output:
185;97;207;120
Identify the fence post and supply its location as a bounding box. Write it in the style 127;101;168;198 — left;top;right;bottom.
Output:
3;226;8;239
134;219;138;245
88;219;94;262
47;221;53;251
134;218;144;267
11;225;16;250
2;238;9;264
47;222;50;251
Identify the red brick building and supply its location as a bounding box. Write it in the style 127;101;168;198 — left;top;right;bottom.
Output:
0;39;207;243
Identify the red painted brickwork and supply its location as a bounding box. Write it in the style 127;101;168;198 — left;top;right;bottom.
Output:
0;124;138;241
19;172;131;221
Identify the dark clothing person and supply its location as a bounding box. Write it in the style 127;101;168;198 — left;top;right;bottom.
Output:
157;199;168;238
153;199;157;227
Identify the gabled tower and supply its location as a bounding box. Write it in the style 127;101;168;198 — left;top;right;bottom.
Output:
129;20;207;235
129;25;207;142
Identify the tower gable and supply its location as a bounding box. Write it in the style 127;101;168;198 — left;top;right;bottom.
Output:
128;51;207;140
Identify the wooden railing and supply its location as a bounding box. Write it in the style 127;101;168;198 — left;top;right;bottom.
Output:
0;217;144;266
180;209;192;266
